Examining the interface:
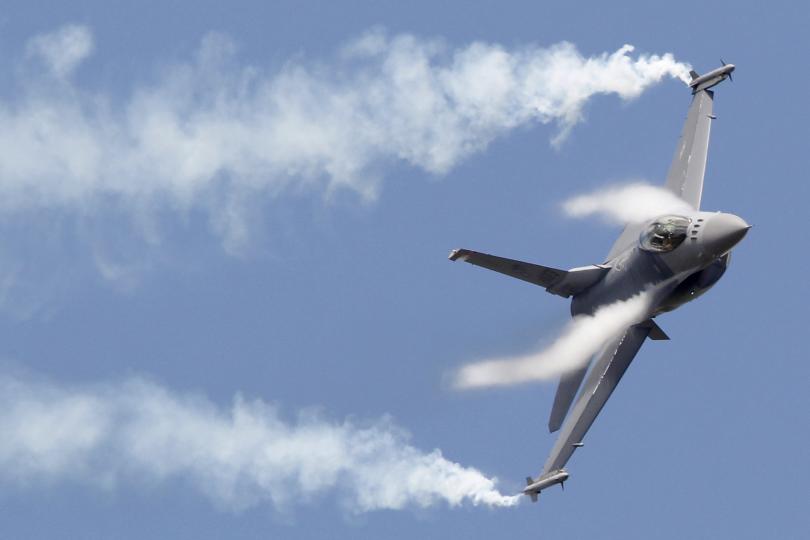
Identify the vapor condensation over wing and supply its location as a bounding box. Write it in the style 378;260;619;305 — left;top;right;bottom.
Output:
562;182;693;224
455;292;651;389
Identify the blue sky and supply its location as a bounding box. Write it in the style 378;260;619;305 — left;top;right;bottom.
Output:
0;1;808;538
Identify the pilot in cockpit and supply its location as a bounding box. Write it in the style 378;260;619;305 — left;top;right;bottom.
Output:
639;216;690;252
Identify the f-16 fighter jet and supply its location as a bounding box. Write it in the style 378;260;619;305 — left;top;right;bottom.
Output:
449;62;745;501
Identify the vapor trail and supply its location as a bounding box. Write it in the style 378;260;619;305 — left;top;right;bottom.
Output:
455;292;651;389
0;374;518;512
1;25;691;252
562;182;693;224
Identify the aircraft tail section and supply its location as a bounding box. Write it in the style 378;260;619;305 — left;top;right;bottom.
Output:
448;248;609;298
547;265;610;298
547;318;669;436
548;364;589;433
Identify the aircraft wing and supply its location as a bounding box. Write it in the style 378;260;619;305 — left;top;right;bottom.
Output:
605;89;715;260
547;318;667;433
664;89;714;210
539;323;652;475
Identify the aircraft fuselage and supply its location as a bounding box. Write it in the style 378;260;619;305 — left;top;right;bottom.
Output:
571;211;749;318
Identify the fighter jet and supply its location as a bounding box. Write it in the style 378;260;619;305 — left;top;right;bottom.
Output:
449;63;745;501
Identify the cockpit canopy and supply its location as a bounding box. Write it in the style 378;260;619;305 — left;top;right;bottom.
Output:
639;215;690;252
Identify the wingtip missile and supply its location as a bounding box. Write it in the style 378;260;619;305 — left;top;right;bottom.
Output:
523;469;569;501
689;63;736;94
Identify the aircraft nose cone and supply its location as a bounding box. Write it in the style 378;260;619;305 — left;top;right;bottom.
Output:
702;213;750;255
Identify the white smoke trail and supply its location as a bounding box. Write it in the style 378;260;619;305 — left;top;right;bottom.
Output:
0;374;519;511
0;25;691;252
455;292;651;389
562;182;693;224
25;24;94;80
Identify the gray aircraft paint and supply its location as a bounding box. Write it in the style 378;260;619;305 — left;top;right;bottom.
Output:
449;63;747;501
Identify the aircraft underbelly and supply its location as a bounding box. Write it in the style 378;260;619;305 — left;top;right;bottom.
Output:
656;256;728;313
571;248;673;316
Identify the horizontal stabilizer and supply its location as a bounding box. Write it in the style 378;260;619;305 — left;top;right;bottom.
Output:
448;249;608;298
549;364;589;433
689;69;700;81
541;325;650;474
